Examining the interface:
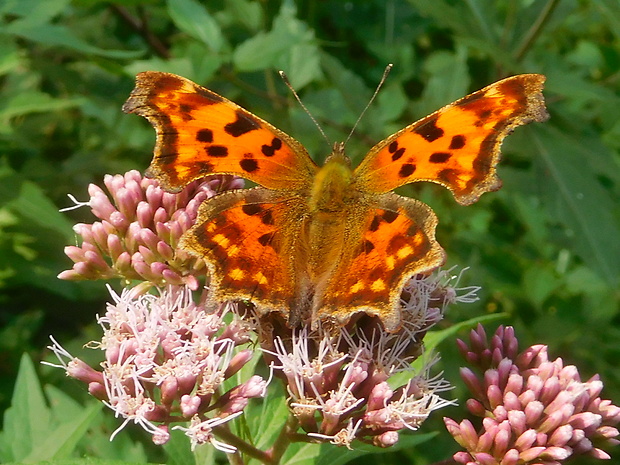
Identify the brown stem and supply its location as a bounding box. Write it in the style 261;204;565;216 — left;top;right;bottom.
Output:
110;4;170;59
513;0;560;63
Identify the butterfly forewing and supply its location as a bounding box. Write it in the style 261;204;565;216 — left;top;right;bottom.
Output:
123;72;318;192
353;74;548;205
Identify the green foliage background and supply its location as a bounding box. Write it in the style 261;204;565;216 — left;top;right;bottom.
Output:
0;0;619;463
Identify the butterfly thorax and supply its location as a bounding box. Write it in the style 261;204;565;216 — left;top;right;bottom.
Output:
304;145;364;283
308;145;354;214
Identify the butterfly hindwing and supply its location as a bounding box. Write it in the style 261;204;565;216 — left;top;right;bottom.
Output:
181;188;306;313
318;192;445;330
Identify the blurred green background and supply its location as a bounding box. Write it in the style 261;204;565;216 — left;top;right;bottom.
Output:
0;0;619;463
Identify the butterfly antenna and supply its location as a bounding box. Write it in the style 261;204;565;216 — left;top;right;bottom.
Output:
344;63;393;147
279;71;331;148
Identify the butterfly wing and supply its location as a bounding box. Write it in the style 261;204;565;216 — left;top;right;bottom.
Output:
181;187;307;314
123;72;318;192
354;74;548;205
316;192;445;331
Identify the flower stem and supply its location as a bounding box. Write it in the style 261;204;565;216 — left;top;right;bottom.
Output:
263;415;300;464
214;425;271;464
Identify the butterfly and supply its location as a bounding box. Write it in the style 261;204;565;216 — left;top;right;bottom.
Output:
123;72;548;331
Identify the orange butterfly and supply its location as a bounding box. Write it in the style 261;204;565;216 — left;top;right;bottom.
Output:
123;72;547;331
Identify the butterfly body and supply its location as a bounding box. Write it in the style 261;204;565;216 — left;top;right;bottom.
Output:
124;71;548;331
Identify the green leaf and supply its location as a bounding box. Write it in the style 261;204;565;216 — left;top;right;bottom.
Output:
387;313;508;389
0;91;84;122
0;0;70;23
164;428;195;465
407;0;496;42
0;355;103;462
531;126;620;284
25;394;102;462
522;265;559;308
167;0;225;52
225;0;263;32
246;380;290;451
0;163;73;237
0;354;51;462
233;0;320;87
5;21;142;59
416;46;470;118
315;433;436;465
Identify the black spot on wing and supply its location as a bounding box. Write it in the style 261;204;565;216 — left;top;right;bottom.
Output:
369;216;381;232
429;152;452;163
242;204;262;216
225;110;260;137
392;147;405;161
362;240;375;253
382;210;398;223
196;128;213;143
240;158;259;173
449;135;466;150
179;104;194;121
261;137;283;157
207;145;228;157
258;232;274;247
414;115;444;142
398;163;416;178
261;210;274;226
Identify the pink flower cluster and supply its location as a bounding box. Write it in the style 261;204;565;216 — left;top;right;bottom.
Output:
259;273;471;448
49;285;266;451
59;170;242;288
445;325;620;465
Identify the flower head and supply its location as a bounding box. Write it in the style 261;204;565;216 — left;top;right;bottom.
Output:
445;324;620;464
47;285;265;449
257;269;474;448
58;170;243;288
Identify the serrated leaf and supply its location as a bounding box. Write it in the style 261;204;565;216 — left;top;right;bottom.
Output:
167;0;224;52
233;0;318;81
416;47;469;118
